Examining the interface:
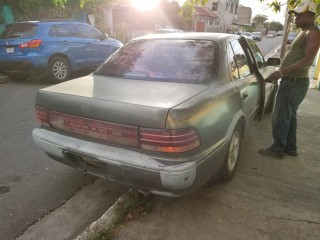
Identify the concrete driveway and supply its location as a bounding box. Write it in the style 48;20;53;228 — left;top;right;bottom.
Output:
113;88;320;240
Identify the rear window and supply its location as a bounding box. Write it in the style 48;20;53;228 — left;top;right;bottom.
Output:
0;23;38;39
95;39;217;83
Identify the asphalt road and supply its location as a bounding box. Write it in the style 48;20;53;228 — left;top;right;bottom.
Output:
0;36;283;240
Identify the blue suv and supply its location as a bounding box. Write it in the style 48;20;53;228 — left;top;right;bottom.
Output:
0;20;123;82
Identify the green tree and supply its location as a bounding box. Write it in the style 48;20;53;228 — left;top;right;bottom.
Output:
180;0;194;30
267;21;284;31
252;14;268;26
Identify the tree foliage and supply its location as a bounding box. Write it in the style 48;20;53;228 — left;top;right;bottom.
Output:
252;14;268;26
267;20;284;31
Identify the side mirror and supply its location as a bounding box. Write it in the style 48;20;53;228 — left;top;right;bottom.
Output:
266;57;281;66
100;33;108;40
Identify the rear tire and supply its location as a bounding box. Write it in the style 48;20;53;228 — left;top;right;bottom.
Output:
48;56;70;83
221;123;242;181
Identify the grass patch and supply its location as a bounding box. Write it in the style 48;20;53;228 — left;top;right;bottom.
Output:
90;190;153;240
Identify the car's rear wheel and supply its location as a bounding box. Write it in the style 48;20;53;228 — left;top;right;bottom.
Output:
221;123;242;180
49;56;70;82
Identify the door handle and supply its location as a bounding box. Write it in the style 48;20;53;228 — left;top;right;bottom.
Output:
242;91;248;100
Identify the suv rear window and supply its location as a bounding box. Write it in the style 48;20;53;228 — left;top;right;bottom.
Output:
95;39;217;83
0;23;38;39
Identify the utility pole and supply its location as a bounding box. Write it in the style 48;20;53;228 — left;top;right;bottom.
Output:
280;2;291;59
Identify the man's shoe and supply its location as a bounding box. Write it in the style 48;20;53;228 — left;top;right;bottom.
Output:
258;148;285;159
284;149;298;156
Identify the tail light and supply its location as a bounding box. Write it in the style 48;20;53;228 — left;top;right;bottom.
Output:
35;108;201;153
19;39;42;49
140;128;201;153
36;107;50;126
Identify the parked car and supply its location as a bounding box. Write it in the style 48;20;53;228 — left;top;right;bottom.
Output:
154;28;184;33
287;32;298;44
251;32;262;41
266;31;277;38
241;32;252;38
0;20;123;82
32;33;280;197
277;31;284;36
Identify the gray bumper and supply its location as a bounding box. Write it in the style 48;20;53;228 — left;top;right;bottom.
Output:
32;128;199;196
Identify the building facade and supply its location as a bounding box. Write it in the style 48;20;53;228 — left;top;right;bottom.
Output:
204;0;240;33
237;5;252;25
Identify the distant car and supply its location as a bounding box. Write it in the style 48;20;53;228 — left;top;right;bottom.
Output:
0;20;123;82
241;32;252;38
251;32;262;41
287;32;298;44
154;29;184;33
32;33;280;197
277;31;284;36
266;31;276;38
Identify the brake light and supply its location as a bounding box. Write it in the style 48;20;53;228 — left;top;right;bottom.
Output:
35;108;201;153
19;39;42;49
36;107;50;126
139;128;201;153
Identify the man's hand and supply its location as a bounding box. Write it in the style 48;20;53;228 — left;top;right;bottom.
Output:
266;71;282;83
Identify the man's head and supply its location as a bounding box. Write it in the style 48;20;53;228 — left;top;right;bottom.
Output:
288;0;317;29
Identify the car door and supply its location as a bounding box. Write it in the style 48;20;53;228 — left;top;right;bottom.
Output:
75;24;114;66
227;39;260;118
55;23;92;68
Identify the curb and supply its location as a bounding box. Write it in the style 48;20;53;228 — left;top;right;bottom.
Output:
0;75;10;84
73;194;124;240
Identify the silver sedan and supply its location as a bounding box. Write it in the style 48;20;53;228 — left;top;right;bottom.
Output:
32;33;279;197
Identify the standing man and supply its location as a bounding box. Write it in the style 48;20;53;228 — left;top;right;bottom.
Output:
259;0;320;159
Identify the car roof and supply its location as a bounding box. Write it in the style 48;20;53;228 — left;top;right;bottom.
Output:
6;20;88;25
134;32;238;43
154;28;183;33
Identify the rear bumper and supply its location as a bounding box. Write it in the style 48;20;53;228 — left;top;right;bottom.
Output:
32;128;227;196
0;60;45;75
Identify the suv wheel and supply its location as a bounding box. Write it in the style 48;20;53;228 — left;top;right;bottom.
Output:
221;123;242;180
49;56;70;82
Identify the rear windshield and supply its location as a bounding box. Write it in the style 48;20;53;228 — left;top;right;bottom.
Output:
0;23;38;39
95;39;217;83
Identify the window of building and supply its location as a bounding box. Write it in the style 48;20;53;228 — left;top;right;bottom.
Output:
230;3;234;13
212;2;218;11
226;3;228;11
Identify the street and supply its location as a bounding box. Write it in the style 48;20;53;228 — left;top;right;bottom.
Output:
0;36;283;240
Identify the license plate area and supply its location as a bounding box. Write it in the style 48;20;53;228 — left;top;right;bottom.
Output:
80;155;107;169
6;47;14;53
64;151;106;169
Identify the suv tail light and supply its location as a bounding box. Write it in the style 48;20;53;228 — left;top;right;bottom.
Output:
139;128;201;153
19;39;42;49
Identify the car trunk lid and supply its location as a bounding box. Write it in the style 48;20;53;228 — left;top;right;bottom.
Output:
36;75;209;129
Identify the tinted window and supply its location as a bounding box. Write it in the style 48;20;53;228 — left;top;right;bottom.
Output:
56;24;78;37
76;24;101;38
229;40;251;79
49;25;57;37
0;23;38;39
95;39;217;83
